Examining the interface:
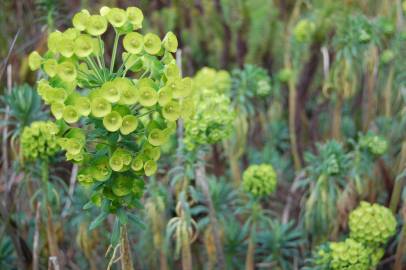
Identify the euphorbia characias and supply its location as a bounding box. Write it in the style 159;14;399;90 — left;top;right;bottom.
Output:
184;68;234;150
28;5;193;244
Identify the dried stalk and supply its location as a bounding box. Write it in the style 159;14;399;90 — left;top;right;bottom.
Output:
390;173;406;213
383;66;394;118
48;256;61;270
284;0;304;171
181;222;193;270
245;232;255;270
362;46;378;132
41;161;59;262
195;150;225;269
61;164;78;218
1;65;11;186
120;225;134;270
33;202;41;270
394;203;406;270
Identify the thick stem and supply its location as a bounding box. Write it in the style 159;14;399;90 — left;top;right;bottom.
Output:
383;66;394;118
41;161;59;259
195;150;226;269
390;175;405;213
230;156;242;186
120;225;134;270
46;206;59;258
245;226;256;270
33;202;41;270
159;249;168;270
362;47;378;132
331;95;343;140
288;78;302;170
181;224;192;270
394;204;406;270
284;0;304;171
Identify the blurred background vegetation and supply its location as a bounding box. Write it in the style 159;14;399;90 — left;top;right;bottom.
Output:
1;0;406;269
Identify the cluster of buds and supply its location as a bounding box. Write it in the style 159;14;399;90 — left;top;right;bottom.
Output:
359;133;388;156
21;121;59;160
184;68;234;150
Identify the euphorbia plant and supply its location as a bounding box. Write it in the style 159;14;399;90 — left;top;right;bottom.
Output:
28;6;193;268
240;164;277;270
20;121;60;259
309;201;397;270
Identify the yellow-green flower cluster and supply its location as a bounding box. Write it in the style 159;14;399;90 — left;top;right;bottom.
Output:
242;164;277;196
21;121;59;160
349;201;396;247
184;68;234;150
192;67;231;95
28;7;193;210
327;239;370;270
359;134;388;156
315;240;386;270
293;19;315;43
314;202;396;269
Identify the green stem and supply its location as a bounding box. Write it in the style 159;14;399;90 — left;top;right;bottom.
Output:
41;160;49;203
96;55;103;70
390;174;405;213
139;69;150;79
110;31;120;73
136;109;156;118
245;220;256;270
394;206;406;270
85;57;103;82
116;54;132;76
98;37;106;67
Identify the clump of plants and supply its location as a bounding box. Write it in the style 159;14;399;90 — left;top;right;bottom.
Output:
28;5;192;267
301;140;351;238
231;64;272;99
311;201;397;269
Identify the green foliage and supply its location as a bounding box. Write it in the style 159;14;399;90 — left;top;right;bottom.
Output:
0;84;46;136
0;237;15;270
301;141;350;238
258;220;305;270
230;64;272;114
